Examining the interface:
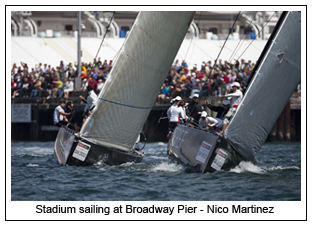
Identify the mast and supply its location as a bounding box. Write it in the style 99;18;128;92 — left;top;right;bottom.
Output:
76;11;82;91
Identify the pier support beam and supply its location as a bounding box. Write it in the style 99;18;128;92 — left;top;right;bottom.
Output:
30;104;39;141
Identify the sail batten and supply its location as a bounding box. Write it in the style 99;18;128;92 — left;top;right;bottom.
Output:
225;11;301;159
81;11;195;151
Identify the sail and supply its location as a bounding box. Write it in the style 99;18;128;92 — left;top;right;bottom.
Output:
225;11;301;160
81;11;195;151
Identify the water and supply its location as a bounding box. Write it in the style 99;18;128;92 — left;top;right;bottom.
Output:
11;141;301;201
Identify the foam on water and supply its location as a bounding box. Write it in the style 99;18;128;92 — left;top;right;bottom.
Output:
27;164;39;167
230;161;300;175
150;162;182;173
11;141;301;201
265;165;300;171
149;155;167;160
230;161;265;174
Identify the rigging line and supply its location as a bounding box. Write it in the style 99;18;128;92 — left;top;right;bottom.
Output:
235;11;277;63
184;11;202;62
184;32;194;62
191;11;241;115
94;11;116;61
98;98;153;110
228;11;259;64
146;109;166;142
212;11;241;68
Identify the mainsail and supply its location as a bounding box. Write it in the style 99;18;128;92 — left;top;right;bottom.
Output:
225;11;301;159
81;11;195;151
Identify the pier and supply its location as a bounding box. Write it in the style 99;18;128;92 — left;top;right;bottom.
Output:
11;93;301;142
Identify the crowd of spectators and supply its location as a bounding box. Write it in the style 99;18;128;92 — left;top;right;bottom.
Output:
156;58;255;103
11;57;257;102
11;57;112;99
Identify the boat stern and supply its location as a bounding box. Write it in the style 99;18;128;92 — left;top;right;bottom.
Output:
167;124;247;173
54;127;76;165
167;124;221;172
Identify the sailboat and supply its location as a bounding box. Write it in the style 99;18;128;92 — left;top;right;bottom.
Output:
167;11;301;173
54;11;196;166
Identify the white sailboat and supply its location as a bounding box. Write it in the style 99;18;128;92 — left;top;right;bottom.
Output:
167;11;301;172
54;11;195;166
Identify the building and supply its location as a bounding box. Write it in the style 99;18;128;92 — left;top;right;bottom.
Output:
10;11;280;71
11;11;280;39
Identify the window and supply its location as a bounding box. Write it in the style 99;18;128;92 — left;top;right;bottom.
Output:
121;26;130;32
65;25;73;31
209;27;218;34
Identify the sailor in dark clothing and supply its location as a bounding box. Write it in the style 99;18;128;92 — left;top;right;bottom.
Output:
204;100;231;119
186;93;204;124
64;100;79;132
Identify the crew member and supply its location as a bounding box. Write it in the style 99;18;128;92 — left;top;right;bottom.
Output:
198;111;218;131
205;100;231;119
220;82;243;134
186;93;204;125
80;85;98;128
53;99;72;127
221;82;243;107
167;96;183;138
204;100;231;130
64;100;79;132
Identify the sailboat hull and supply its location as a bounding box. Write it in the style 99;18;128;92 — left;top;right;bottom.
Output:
167;124;255;173
54;127;143;166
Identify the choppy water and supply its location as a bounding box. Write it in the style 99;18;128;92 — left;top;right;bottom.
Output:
11;141;301;201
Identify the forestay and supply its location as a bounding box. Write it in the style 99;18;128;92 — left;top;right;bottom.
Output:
81;11;195;151
225;11;301;160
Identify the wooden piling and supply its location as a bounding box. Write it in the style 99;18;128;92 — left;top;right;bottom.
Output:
277;107;285;141
269;122;277;141
30;104;39;141
285;100;291;141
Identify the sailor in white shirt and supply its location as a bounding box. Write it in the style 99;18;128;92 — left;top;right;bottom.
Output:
80;85;98;128
53;99;72;127
198;111;218;131
166;98;176;123
167;96;184;138
222;82;243;107
221;82;243;134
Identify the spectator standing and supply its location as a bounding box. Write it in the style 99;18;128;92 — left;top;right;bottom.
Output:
36;63;43;74
88;78;98;91
39;77;47;97
21;77;30;97
54;67;61;80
